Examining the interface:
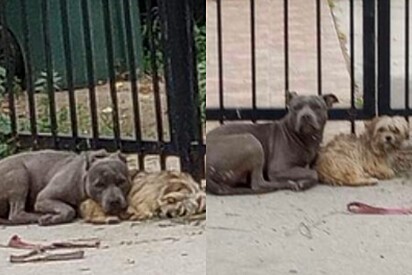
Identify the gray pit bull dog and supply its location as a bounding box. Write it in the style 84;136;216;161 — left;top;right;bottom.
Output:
0;149;131;225
206;91;338;195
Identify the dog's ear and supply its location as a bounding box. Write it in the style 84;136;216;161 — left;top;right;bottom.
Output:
110;151;128;164
85;150;110;169
322;94;339;108
364;117;379;135
89;149;109;160
285;91;298;106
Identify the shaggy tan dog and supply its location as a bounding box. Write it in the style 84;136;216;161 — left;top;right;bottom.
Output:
316;116;409;186
80;171;206;224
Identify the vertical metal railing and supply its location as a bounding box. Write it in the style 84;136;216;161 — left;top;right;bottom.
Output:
284;0;289;100
0;0;205;179
363;0;377;117
123;0;144;168
377;0;391;115
216;0;224;123
158;0;202;174
349;0;355;133
145;0;166;170
60;0;78;149
80;0;99;149
250;0;257;121
41;0;58;147
406;0;410;112
20;0;38;147
316;0;322;95
102;0;121;149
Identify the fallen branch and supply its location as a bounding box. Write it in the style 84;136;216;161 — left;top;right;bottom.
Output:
10;249;84;263
6;235;100;250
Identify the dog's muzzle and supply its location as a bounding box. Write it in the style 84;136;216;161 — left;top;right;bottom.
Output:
101;187;128;215
296;112;320;133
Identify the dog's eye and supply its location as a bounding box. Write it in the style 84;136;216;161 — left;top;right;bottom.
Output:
312;104;321;110
117;180;125;186
292;104;303;111
378;128;385;133
393;128;400;134
95;182;105;189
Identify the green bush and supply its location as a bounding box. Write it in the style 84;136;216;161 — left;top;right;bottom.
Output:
0;66;23;96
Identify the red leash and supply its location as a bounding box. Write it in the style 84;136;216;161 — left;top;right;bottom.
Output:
347;201;412;215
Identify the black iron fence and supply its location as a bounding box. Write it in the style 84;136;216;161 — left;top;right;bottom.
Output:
0;0;205;180
206;0;411;129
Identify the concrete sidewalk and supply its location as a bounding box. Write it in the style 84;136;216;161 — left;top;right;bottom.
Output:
207;179;412;275
0;220;205;275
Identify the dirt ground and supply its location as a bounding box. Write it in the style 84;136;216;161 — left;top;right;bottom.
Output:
0;219;205;275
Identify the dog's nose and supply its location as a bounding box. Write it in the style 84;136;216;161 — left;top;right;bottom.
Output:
109;199;125;211
302;114;311;120
386;136;393;142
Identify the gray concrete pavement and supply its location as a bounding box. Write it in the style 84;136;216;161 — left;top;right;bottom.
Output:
207;179;412;275
0;221;205;275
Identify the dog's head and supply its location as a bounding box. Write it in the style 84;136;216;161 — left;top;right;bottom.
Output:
286;91;338;136
84;151;131;215
365;116;410;153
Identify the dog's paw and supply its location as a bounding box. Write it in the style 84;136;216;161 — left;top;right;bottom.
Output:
105;216;121;224
375;169;395;180
287;180;317;191
38;214;55;226
362;177;379;185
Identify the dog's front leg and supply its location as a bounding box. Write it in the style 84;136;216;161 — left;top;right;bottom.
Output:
35;199;76;226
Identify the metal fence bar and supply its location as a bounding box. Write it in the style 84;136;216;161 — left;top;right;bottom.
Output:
207;108;372;121
363;0;376;117
316;0;322;95
80;0;99;148
60;0;78;149
406;0;410;111
377;0;391;114
123;0;144;168
158;0;201;174
102;0;121;149
284;0;289;97
349;0;355;133
146;0;166;169
16;134;179;155
41;0;58;147
20;0;38;147
217;0;224;123
188;0;205;180
250;0;257;121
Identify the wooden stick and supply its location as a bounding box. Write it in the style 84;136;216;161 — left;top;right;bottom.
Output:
10;250;84;263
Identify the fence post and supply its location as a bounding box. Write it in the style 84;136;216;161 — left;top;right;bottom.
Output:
363;0;377;117
377;0;391;115
158;0;201;175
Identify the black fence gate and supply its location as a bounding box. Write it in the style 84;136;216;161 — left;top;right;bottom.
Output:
0;0;205;180
206;0;412;129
